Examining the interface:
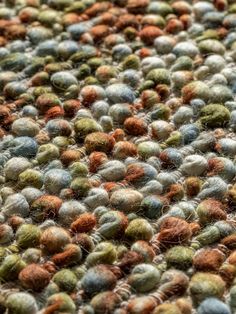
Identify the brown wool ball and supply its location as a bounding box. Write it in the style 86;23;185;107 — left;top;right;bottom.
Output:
45;106;64;122
7;215;25;231
52;244;82;267
127;296;156;314
5;24;26;40
72;233;94;254
184;177;202;198
227;251;236;266
60;150;81;166
90;24;110;42
193;248;225;272
165;183;184;202
85;132;115;154
89;151;108;173
221;234;236;249
157;217;192;249
63;100;80;118
70;213;96;233
18;263;51;292
31;195;63;222
166;19;184;34
117;251;143;273
112;128;125;142
219;264;236;286
40;226;71;254
115;14;139;30
196;199;227;225
124;117;148;136
113;141;137;159
91;291;120;314
139;26;163;44
85;2;112;17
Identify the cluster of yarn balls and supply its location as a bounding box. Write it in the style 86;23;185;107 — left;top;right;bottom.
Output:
1;0;236;313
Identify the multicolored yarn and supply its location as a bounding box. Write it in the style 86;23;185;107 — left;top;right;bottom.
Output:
0;0;236;313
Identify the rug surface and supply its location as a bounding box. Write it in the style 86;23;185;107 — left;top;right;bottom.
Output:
0;0;236;313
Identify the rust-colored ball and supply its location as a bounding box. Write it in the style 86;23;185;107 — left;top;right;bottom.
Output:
124;117;148;136
219;264;236;286
227;251;236;266
165;19;184;34
116;14;139;30
18;264;51;292
112;128;125;142
63;99;80;118
221;234;236;249
31;195;63;222
70;213;96;233
139;26;163;44
89;151;108;173
7;215;25;231
85;2;112;17
85;132;115;154
5;24;26;40
157;217;192;249
45;106;65;122
184;177;202;198
61;150;81;166
52;244;82;267
193;248;225;272
100;12;117;26
113;141;137;159
90;24;110;42
165;184;184;202
117;251;143;273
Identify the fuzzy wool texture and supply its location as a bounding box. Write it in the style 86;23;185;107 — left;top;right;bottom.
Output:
0;0;236;314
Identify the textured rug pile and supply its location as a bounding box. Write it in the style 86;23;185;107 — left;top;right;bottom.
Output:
0;0;236;313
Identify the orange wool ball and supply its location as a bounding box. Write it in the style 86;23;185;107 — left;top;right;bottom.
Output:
60;149;81;166
19;264;51;292
52;244;82;267
124;117;148;136
112;128;125;142
221;234;236;250
116;14;139;30
4;24;26;40
31;195;63;222
90;25;110;42
70;213;97;233
193;248;225;272
62;13;81;27
157;217;192;249
165;19;184;34
139;26;163;44
45;106;65;122
63;99;80;118
113;141;137;159
89;151;108;173
85;2;112;17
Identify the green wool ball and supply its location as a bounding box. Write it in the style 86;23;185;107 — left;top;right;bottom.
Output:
125;219;154;241
166;246;194;270
74;118;102;142
16;224;42;249
0;254;26;281
190;272;225;305
18;169;43;189
146;69;171;85
53;269;78;292
5;292;38;314
199;104;230;128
